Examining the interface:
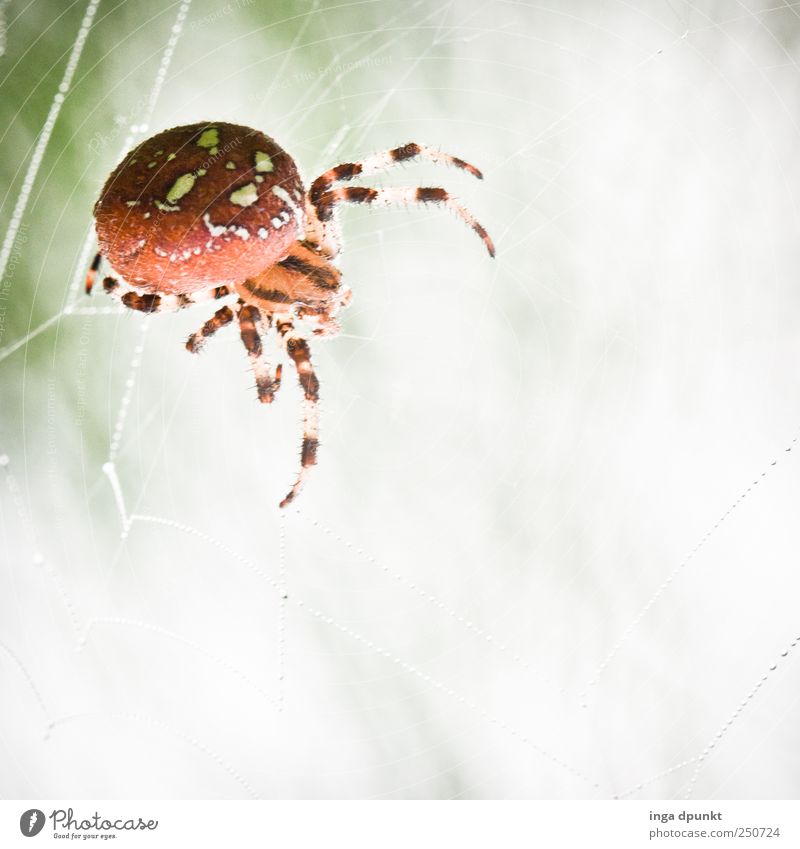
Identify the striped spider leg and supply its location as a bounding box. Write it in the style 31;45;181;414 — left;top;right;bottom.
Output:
273;312;320;508
85;251;103;294
94;264;234;314
92;256;240;355
234;301;282;404
185;304;237;353
312;186;495;258
96;261;239;353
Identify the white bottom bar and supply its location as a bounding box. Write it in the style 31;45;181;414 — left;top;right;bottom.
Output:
2;800;799;848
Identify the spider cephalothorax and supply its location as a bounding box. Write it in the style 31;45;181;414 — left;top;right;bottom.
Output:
88;121;494;506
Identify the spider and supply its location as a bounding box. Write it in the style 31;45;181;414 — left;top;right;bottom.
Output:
88;122;494;507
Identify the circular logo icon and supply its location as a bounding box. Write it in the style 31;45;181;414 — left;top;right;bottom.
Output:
19;809;46;837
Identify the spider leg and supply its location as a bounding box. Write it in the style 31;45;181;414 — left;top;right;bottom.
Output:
275;314;319;508
185;304;236;353
237;301;282;404
102;276;234;314
85;252;102;295
302;201;343;260
298;310;342;337
313;186;495;257
309;142;483;209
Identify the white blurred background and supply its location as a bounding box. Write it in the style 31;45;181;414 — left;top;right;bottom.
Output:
1;0;799;799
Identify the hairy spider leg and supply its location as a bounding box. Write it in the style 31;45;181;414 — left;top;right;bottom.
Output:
274;314;320;508
237;301;282;404
185;304;236;353
309;142;483;209
102;276;235;313
314;186;495;257
302;198;342;260
256;311;282;397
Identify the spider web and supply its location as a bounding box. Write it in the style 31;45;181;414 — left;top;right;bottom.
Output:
1;0;799;800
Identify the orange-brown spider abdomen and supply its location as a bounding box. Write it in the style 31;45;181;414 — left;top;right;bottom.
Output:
93;122;305;295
